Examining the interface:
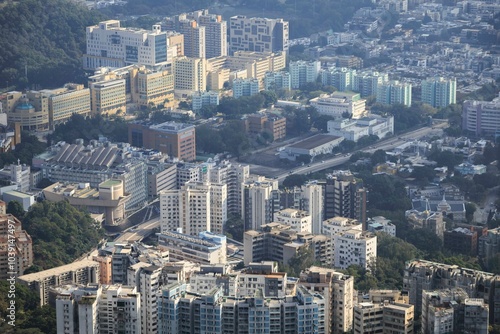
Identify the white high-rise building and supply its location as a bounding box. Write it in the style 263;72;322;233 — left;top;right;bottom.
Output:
241;177;278;231
377;80;412;107
290;60;321;89
127;264;162;334
56;284;142;334
301;181;324;235
320;67;356;92
264;71;291;91
84;20;171;70
333;229;377;270
274;208;312;233
462;96;500;136
233;78;260;98
421;77;456;108
160;180;227;235
353;71;389;97
229;16;289;55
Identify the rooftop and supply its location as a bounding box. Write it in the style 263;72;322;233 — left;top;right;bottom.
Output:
287;134;342;150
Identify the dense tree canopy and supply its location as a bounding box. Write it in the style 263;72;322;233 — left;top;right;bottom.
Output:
23;201;104;270
48;114;129;145
0;132;47;168
0;0;105;89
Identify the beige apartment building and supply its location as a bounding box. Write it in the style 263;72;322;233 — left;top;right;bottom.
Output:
0;214;33;279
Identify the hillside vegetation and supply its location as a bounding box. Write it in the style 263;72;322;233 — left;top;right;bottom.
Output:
22;201;104;271
0;0;104;89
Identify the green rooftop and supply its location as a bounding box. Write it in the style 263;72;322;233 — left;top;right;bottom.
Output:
99;179;122;188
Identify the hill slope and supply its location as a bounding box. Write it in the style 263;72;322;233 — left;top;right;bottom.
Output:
0;0;104;89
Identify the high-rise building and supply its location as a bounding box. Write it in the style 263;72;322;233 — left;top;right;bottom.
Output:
233;78;260;98
274;208;312;233
160;180;227;235
462;97;500;136
0;214;32;279
353;71;389;97
127;264;162;334
376;80;412;106
320;68;356;92
403;260;498;316
290;60;321;89
158;283;326;334
90;79;127;116
228;16;289;55
321;171;367;227
191;91;219;111
264;71;291;91
299;267;355;334
43;84;91;130
421;77;456;108
129;121;196;162
163;10;227;59
333;229;377;270
98;285;141;334
84;20;172;70
354;301;414;334
172;56;207;93
241;177;278;231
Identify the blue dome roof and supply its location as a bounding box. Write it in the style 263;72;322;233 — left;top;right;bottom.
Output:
16;103;34;110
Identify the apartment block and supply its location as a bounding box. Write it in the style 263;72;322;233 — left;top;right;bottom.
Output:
159;180;227;235
158;283;326;334
98;285;141;334
320;67;356;92
84;20;172;70
403;260;498;316
354;301;414;334
264;71;291;91
173;56;207;94
55;284;101;334
0;214;32;279
333;229;377;270
277;181;324;235
274;208;312;233
241;177;278;231
310;92;367;119
129;121;196;161
321;171;367;226
244;223;332;266
352;71;389;97
157;230;227;264
421;77;456;108
18;259;100;306
191;91;219;111
233;78;260;98
245;112;287;141
228;16;289;55
299;267;354;334
135;67;174;108
377;80;412;107
290;60;321;89
462;96;500;136
163;9;227;59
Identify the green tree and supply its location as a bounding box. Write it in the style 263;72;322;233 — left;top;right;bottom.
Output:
7;200;25;220
280;247;316;277
23;201;104;269
283;174;308;188
371;149;387;165
225;214;245;242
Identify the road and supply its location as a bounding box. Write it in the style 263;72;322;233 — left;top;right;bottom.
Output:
114;218;160;243
272;123;447;182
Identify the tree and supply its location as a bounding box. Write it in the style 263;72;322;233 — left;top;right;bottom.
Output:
371;149;387;165
7;200;25;220
282;174;308;188
23;201;104;269
259;90;278;107
465;202;476;223
280;247;316;277
225;214;245;242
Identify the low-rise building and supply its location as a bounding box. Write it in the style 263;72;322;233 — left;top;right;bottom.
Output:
455;162;487;175
18;259;100;306
367;216;396;236
327;115;394;142
157;230;227;264
444;227;478;256
279;134;344;161
310;92;367;119
42;180;130;225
